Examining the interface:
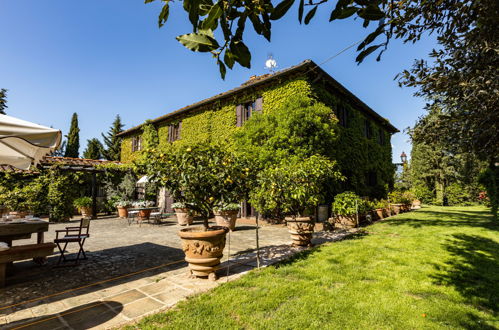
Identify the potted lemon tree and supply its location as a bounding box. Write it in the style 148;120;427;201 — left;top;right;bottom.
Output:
141;144;253;280
251;156;343;246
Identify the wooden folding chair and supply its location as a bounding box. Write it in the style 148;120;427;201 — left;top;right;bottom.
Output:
54;218;90;266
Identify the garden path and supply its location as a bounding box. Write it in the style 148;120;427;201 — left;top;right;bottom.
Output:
0;216;355;329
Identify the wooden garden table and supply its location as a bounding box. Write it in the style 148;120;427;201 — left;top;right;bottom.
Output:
0;219;49;247
0;219;49;263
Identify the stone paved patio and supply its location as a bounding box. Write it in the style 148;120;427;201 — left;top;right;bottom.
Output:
0;216;356;329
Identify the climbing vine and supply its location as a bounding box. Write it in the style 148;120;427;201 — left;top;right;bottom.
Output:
120;75;395;200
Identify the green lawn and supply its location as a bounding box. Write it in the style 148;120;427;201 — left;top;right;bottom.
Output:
129;206;498;329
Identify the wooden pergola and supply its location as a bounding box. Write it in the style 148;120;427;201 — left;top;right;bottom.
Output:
39;157;121;219
1;157;121;219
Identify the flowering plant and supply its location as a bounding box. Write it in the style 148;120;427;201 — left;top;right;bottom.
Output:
114;200;132;208
132;200;154;208
171;202;188;209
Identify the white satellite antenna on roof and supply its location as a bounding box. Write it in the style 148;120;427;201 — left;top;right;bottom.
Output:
265;54;278;73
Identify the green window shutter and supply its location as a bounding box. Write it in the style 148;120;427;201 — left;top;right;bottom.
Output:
236;104;243;127
254;97;263;112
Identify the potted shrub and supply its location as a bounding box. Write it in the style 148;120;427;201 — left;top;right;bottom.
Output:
213;203;240;230
374;199;389;219
388;191;403;215
172;202;193;226
251;156;343;246
401;191;415;212
74;197;93;218
331;191;366;228
115;200;131;218
132;200;155;220
141;144;254;280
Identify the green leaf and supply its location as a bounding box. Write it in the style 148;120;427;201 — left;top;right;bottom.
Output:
304;6;317;25
144;0;156;3
218;60;226;79
298;0;304;24
270;0;295;20
355;44;382;63
158;2;170;28
357;25;384;51
201;3;223;30
224;50;236;69
357;5;385;21
329;6;358;21
187;0;200;30
176;32;220;52
230;41;251;68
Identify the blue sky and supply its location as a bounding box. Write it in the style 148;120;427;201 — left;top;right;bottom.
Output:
0;1;436;161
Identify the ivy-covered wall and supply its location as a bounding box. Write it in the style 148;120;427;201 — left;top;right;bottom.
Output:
121;76;313;161
311;83;395;198
120;74;395;198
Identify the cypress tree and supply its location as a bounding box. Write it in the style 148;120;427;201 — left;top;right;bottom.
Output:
64;113;80;158
0;89;8;115
83;138;104;160
102;115;124;161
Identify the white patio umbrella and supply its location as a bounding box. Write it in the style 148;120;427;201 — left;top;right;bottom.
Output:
0;114;62;170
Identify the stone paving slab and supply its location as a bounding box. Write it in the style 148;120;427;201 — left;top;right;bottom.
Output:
1;216;358;329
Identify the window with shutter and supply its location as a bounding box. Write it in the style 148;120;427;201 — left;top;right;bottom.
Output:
377;128;385;145
132;136;142;152
236;105;243;127
364;119;372;139
236;97;263;126
337;105;349;127
168;122;182;142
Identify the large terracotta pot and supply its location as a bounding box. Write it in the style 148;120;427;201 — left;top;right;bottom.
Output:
334;214;358;228
375;208;384;220
138;209;152;220
178;226;228;280
391;204;402;215
383;208;391;218
175;208;193;226
80;207;93;218
412;199;422;209
403;204;412;212
117;206;128;218
286;217;315;246
214;210;238;231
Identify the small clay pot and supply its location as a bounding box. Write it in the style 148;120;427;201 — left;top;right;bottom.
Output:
117;206;128;218
375;208;384;220
285;217;315;246
138;209;152;220
214;210;238;231
80;207;93;218
178;226;228;280
175;208;193;226
391;204;402;215
334;214;358;228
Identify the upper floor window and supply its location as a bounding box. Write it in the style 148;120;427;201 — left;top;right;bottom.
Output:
168;122;182;142
377;128;386;145
236;97;263;127
132;136;142;152
337;104;349;127
364;119;372;139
